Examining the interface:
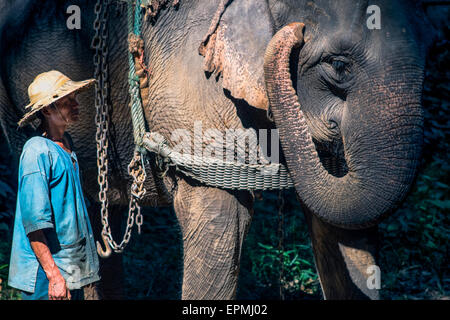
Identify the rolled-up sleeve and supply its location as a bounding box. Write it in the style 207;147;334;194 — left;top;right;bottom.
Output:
19;147;54;235
20;172;54;234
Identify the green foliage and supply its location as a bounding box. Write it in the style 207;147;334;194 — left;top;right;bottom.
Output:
0;135;21;300
0;230;21;300
379;152;449;299
0;180;14;198
236;190;321;299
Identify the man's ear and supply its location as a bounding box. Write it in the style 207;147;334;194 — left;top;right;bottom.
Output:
199;0;274;110
41;106;51;116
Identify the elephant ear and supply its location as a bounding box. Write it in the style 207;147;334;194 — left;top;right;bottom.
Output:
199;0;273;110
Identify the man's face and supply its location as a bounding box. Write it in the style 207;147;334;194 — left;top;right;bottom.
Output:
43;92;80;126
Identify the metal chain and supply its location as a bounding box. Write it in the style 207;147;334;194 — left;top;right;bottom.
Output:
128;151;146;234
92;0;145;257
92;0;112;257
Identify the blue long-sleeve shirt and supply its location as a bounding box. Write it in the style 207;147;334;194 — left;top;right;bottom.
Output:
8;136;100;293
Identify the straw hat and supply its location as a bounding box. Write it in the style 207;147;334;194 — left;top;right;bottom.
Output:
18;70;95;127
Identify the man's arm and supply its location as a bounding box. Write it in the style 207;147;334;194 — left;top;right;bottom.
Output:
27;230;71;300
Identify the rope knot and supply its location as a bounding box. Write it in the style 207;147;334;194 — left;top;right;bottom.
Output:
128;33;144;56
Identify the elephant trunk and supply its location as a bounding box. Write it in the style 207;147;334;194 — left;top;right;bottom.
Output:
264;23;424;229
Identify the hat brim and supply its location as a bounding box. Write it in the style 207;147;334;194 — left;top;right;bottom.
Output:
18;78;96;128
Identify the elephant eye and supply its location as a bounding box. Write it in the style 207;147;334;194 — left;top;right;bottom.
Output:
325;56;351;80
319;56;354;96
332;59;347;74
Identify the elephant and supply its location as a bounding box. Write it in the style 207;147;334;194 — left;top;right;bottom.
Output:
0;0;433;299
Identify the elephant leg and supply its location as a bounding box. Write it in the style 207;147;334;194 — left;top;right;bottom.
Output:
303;207;380;300
87;201;125;300
173;178;253;300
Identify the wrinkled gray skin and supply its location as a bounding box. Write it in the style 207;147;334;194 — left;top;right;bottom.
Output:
0;0;432;299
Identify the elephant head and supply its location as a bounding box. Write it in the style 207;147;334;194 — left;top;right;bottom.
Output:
261;1;432;229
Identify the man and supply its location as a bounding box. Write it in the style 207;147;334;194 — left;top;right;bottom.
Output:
8;70;100;300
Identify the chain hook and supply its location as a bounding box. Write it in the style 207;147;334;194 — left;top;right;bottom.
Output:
96;232;113;258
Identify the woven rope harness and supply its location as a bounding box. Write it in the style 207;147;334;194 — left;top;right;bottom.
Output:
129;0;294;191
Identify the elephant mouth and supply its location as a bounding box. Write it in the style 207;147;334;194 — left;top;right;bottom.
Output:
314;137;348;178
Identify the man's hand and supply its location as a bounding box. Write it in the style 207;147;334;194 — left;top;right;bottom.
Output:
28;229;72;300
48;271;71;300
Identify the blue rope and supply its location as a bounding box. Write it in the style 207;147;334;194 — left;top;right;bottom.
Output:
128;0;147;154
134;0;142;35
